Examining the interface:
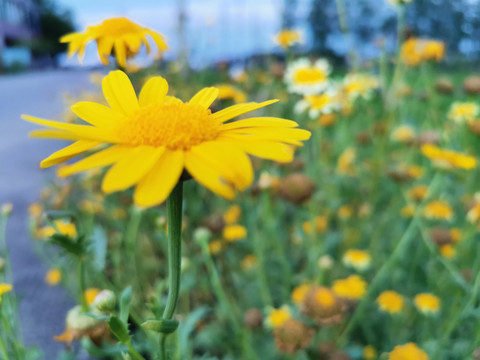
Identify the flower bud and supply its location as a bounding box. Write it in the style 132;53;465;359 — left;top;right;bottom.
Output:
194;227;211;245
273;318;314;354
1;203;13;217
278;173;315;205
243;308;263;329
93;290;116;312
464;75;480;95
434;78;454;94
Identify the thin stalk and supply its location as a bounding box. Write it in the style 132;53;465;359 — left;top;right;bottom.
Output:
78;258;88;312
126;341;146;360
0;335;9;360
335;0;356;68
159;182;183;359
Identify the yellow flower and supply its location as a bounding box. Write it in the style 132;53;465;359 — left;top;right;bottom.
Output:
343;249;371;271
342;73;379;101
38;220;77;238
338;205;354;219
0;283;12;303
266;306;291;328
216;84;247;103
363;345;377;359
84;288;101;305
291;284;311;305
414;293;441;314
24;71;310;208
79;199;104;214
332;275;367;300
450;228;461;243
389;343;428;360
439;244;455;259
302;216;327;234
391;125;416;143
407;185;428;201
377;290;404;314
61;17;168;67
274;29;302;49
401;38;445;66
284;58;331;95
467;202;480;224
222;224;247;242
448;102;479;123
318;113;336;127
401;204;416;218
240;254;257;270
337;148;356;176
407;165;423;179
28;202;42;218
423;200;453;221
296;89;341;118
223;205;242;225
208;240;223;254
45;269;62;286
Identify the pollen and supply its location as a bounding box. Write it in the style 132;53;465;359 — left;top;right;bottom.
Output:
116;102;219;149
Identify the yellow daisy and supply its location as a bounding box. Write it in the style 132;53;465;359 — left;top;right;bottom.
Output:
421;144;477;170
342;73;379;101
266;306;291;328
389;343;428;360
423;200;453;221
377;290;404;314
23;71;310;208
414;293;441;314
448;102;479;123
45;269;62;286
342;249;371;271
284;58;331;95
0;283;12;304
332;275;367;300
60;17;168;67
274;29;302;49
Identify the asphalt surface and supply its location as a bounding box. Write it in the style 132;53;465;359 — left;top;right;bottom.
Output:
0;69;98;359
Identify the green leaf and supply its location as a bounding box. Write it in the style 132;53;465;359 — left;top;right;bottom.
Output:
89;226;107;272
119;286;132;323
44;210;76;221
108;316;131;344
84;312;110;321
49;234;85;256
179;306;209;353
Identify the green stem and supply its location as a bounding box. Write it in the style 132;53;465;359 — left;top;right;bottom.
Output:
335;0;356;68
125;206;145;295
127;341;146;360
0;334;9;360
78;259;88;312
159;182;183;359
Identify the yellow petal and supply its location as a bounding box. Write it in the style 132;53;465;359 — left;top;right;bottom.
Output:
227;140;294;163
189;87;219;109
139;77;168;107
220;117;299;131
58;145;131;177
223;127;311;145
71;101;124;127
134;150;184;207
102;146;165;193
212;100;278;123
190;141;253;189
114;39;127;68
41;140;101;168
97;37;114;65
102;70;138;116
185;151;235;199
147;30;168;51
29;129;82;141
22;115;119;143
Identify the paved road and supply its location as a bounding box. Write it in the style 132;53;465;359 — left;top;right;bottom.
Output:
0;70;99;359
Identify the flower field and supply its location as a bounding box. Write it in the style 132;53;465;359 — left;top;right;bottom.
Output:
2;1;480;359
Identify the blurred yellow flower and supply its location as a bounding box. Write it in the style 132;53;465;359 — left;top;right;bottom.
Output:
45;269;62;286
240;254;257;270
38;220;77;239
84;288;101;305
439;244;456;259
216;84;247;103
342;73;379;101
266;306;291;328
223;224;247;242
389;343;428;360
28;202;43;218
407;185;428;201
448;102;479;123
295;90;341;118
79;199;104;214
401;204;416;218
208;240;223;254
274;29;302;49
338;205;354;219
337;148;356;176
423;200;453;221
401;38;445;66
342;249;371;271
223;205;242;225
391;125;416;143
450;228;461;243
291;284;311;305
61;17;168;67
302;216;327;234
407;165;423;179
363;345;377;359
25;71;310;208
318;113;336;127
414;293;441;314
284;58;331;95
0;283;12;303
332;275;367;300
377;290;404;314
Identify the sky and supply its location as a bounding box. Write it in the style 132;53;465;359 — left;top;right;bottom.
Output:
55;0;302;67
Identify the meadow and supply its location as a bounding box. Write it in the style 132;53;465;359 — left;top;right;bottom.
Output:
1;3;480;360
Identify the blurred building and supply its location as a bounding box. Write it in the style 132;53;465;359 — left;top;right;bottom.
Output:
0;0;39;67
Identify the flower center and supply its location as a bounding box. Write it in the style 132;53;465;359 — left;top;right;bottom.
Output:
116;102;219;150
293;67;326;84
306;94;333;109
98;18;142;36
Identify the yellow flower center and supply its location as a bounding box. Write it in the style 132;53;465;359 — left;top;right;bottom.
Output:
117;102;219;150
306;94;333;109
96;17;142;36
294;68;326;84
315;288;336;307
